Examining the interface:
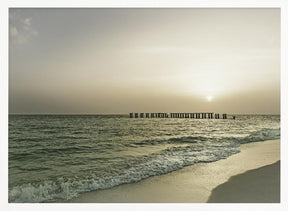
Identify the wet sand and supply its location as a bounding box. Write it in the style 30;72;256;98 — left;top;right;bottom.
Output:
207;161;280;203
57;139;280;203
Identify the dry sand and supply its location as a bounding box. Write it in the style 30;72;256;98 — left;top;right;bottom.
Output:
58;139;280;203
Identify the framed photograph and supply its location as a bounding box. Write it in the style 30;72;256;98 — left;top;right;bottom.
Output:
2;1;288;211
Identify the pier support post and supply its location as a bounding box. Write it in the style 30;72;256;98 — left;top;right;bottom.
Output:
129;112;226;120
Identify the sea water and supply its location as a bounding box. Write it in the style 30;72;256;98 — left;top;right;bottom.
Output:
8;114;280;202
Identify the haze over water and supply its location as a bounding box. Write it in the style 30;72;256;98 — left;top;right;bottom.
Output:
9;9;280;114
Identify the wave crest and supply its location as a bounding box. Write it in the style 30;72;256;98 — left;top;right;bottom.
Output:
9;127;280;203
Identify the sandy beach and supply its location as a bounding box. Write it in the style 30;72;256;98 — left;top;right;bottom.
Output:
207;161;280;203
57;139;280;203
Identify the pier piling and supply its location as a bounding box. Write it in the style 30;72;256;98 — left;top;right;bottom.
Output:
129;112;229;120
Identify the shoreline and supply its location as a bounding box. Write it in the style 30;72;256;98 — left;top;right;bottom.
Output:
56;139;280;203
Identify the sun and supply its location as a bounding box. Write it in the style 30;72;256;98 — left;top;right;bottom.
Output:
206;96;213;102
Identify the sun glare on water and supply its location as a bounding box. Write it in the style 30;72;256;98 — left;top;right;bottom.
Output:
206;96;213;102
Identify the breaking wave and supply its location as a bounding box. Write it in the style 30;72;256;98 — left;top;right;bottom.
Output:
9;127;280;203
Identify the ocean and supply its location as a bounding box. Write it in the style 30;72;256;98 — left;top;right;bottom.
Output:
8;114;280;203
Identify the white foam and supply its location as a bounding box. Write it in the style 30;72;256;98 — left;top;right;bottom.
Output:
9;127;280;203
9;145;239;203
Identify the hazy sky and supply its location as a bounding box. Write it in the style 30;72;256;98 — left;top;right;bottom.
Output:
9;8;280;114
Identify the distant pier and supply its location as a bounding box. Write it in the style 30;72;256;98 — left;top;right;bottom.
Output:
129;112;228;119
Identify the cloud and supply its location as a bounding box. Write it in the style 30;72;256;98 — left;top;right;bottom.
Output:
10;27;18;37
23;18;31;26
9;10;38;45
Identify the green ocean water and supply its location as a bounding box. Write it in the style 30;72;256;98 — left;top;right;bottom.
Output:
9;114;280;202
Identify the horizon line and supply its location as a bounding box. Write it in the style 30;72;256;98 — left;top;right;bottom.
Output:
8;113;281;115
